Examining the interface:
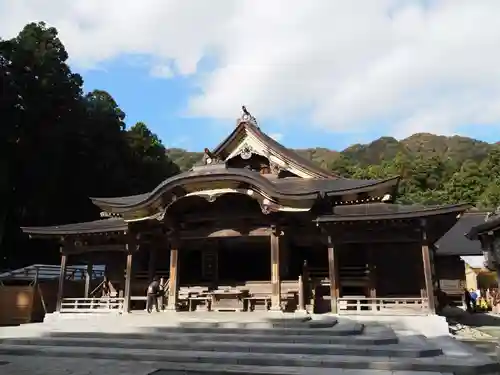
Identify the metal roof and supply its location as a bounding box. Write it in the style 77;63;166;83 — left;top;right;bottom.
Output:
435;212;485;256
0;264;105;281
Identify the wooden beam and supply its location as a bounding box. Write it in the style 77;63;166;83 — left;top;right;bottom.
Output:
166;240;180;311
179;226;271;239
68;244;127;255
56;251;67;312
421;222;436;314
270;226;281;311
327;235;339;314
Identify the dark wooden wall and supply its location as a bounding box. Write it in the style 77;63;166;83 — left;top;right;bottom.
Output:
434;255;465;301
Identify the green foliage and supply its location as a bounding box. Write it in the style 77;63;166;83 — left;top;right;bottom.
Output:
0;22;178;269
168;137;500;208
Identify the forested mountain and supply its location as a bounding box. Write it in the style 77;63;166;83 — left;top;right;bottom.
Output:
167;134;500;208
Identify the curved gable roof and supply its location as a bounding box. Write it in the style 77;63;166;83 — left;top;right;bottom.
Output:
90;166;398;213
212;121;339;179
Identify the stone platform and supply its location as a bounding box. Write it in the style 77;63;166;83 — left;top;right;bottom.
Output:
0;312;498;374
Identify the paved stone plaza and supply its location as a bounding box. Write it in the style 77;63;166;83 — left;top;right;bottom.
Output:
0;312;498;375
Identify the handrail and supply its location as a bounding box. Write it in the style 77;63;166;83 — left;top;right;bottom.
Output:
60;297;124;313
89;279;105;297
337;297;429;315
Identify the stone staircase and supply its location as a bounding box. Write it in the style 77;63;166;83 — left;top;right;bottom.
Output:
0;313;498;374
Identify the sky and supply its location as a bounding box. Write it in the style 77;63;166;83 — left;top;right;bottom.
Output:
1;0;500;151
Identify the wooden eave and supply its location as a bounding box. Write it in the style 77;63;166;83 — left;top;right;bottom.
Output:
316;203;470;245
90;167;400;216
465;214;500;240
315;203;469;223
20;218;128;238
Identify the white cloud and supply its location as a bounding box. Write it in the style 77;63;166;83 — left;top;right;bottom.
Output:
1;0;500;137
149;65;174;79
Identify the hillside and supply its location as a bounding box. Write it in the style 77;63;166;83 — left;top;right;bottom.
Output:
166;133;500;208
166;133;494;172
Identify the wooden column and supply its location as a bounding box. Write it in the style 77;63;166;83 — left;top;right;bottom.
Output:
56;250;67;312
297;275;306;312
367;246;377;310
123;245;133;313
270;225;281;311
327;235;339;314
421;221;436;314
166;239;180;311
84;263;93;298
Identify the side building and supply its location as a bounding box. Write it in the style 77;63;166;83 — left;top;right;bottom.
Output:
21;108;469;316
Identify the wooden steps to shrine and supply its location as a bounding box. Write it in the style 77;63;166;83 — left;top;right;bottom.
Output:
0;315;498;374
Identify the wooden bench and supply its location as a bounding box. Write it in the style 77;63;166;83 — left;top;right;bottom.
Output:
211;288;247;312
243;283;272;311
179;286;210;311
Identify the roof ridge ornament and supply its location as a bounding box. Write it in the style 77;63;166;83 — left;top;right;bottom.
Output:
238;105;259;128
202;147;224;166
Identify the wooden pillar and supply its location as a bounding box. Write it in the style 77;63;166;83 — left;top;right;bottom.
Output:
367;246;377;310
123;244;133;313
297;275;306;312
56;250;67;312
166;239;180;311
302;260;311;306
327;235;339;314
84;263;93;298
270;225;281;311
421;221;436;314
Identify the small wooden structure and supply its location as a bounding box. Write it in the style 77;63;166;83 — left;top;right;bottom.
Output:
21;107;470;316
0;264;105;325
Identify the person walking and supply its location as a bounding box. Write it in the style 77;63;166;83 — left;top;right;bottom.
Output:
146;276;160;313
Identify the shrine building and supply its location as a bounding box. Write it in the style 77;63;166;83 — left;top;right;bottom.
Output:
21;108;470;315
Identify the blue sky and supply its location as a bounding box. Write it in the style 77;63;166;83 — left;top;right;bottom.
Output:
81;57;393;152
3;1;500;152
81;57;499;152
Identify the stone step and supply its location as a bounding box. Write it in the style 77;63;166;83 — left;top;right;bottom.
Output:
0;344;497;374
0;356;457;375
40;322;360;336
0;336;442;357
45;330;397;345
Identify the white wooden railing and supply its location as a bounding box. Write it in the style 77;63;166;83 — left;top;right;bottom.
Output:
60;298;125;313
337;297;429;315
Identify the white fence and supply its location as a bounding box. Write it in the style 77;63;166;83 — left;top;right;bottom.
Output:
337;297;429;315
60;297;124;313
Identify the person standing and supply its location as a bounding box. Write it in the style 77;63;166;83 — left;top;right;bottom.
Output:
469;288;478;313
146;277;160;313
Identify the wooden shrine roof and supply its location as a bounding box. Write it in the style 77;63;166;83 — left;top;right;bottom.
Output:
21;218;127;237
435;212;485;256
90;166;398;212
212;120;338;178
316;203;470;245
466;213;500;240
315;202;470;222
